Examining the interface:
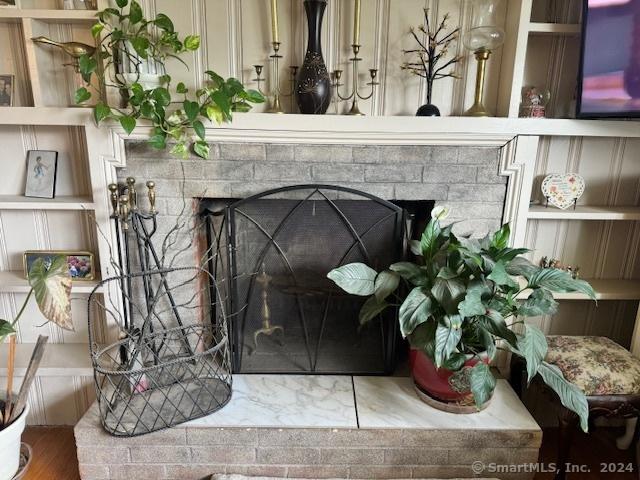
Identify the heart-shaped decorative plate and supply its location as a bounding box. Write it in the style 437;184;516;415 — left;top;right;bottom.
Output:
541;173;586;210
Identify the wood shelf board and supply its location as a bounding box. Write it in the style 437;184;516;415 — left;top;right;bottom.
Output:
0;195;95;210
528;22;581;35
0;343;93;376
0;271;101;294
527;205;640;220
516;278;640;301
0;9;97;23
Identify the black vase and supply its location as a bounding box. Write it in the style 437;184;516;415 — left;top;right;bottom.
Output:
296;0;331;114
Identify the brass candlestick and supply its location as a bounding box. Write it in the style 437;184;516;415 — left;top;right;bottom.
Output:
108;183;120;218
464;47;491;117
332;44;379;116
126;177;138;210
252;42;298;114
146;181;156;214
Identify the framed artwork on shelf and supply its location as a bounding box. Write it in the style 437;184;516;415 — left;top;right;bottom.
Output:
0;0;19;7
24;150;58;199
23;251;95;281
0;75;14;106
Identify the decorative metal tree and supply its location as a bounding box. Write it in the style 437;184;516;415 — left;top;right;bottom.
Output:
401;9;462;116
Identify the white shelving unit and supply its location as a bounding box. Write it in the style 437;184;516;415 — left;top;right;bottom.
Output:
0;343;93;377
0;195;94;210
0;270;101;293
528;205;640;221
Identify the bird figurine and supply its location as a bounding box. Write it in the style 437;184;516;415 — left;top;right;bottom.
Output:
31;36;96;72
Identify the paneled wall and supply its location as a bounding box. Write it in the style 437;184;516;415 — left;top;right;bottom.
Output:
139;0;507;117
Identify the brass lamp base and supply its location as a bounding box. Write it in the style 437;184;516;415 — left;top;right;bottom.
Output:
463;47;492;117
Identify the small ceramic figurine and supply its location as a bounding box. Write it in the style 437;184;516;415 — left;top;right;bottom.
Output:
520;86;550;118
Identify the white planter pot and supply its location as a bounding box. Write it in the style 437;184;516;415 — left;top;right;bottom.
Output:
116;73;164;91
0;402;29;480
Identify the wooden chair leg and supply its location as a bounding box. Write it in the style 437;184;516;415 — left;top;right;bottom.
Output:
555;408;579;480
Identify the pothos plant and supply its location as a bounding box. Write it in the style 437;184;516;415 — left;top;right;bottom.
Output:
75;0;264;159
0;256;73;344
328;208;596;431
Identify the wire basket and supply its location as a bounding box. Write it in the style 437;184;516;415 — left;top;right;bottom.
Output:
88;267;232;437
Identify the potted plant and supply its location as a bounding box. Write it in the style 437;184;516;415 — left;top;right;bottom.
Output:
0;256;73;479
328;207;595;431
75;0;265;158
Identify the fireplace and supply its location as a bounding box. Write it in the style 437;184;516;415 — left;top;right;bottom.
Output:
201;185;431;375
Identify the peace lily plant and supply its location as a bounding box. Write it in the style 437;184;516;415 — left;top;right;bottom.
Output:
75;0;264;158
328;207;596;431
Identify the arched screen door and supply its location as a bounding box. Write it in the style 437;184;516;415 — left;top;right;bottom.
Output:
226;185;405;374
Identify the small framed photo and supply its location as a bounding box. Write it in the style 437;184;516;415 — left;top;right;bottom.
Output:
23;251;95;281
25;150;58;199
0;74;14;106
0;0;19;8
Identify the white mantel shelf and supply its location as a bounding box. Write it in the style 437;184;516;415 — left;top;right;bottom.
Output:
2;108;640;139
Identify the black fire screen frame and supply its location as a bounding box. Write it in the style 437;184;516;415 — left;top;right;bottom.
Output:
202;185;407;375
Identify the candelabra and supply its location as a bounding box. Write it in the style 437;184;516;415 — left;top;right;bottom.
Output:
252;42;298;114
332;44;378;116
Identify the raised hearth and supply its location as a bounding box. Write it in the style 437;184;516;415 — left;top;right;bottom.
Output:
75;375;541;480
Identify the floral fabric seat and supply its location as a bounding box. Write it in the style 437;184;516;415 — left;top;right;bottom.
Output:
545;336;640;396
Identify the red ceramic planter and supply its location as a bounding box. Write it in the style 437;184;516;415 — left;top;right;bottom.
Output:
409;349;489;403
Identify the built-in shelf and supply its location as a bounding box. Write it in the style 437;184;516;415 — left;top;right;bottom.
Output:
0;343;93;377
0;8;97;23
0;271;101;294
528;205;640;221
0;195;95;211
517;279;640;301
528;22;581;35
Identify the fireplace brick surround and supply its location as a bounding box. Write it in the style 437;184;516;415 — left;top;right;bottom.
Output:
74;141;537;480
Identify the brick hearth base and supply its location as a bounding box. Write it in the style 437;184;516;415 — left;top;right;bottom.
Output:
74;376;541;480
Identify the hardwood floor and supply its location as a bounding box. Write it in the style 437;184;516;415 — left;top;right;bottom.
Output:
22;427;80;480
17;426;638;480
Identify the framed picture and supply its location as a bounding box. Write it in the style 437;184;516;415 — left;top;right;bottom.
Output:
24;150;58;199
0;74;14;106
23;251;95;281
0;0;19;8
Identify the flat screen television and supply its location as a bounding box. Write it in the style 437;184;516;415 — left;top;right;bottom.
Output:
577;0;640;118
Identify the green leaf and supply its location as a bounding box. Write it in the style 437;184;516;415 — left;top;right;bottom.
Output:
130;36;150;59
491;223;510;250
430;275;465;315
374;270;400;302
152;87;171;107
242;89;265;104
469;362;496;409
193;140;210;159
205;104;224;124
176;82;188;94
78;54;97;82
170;142;188;158
184;35;201;51
205;70;225;88
28;256;73;331
327;263;378;296
495;247;530;262
91;22;104;38
420;218;441;261
183;100;200;121
409;320;438;358
359;296;388;325
478;326;497;360
154;13;174;32
538;361;589;432
517;324;548;382
74;87;91;105
506;256;540;279
211;90;232;119
409;240;421;256
487;261;519;290
434;315;462;368
148;133;167;150
94;103;111;123
389;262;426;286
192;120;206;141
224;77;244;96
442;352;466;371
527;269;596;299
480;309;518;347
128;0;143;24
232;101;252;113
458;288;486;318
119;115;136;134
399;287;433;337
0;319;15;343
518;288;558;316
115;0;128;7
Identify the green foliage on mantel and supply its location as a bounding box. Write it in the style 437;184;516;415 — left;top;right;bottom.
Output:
328;207;596;431
75;0;264;158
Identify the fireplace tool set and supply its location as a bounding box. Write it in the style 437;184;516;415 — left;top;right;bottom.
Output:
86;177;232;437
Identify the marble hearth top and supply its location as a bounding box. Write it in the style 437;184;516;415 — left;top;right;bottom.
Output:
185;375;539;431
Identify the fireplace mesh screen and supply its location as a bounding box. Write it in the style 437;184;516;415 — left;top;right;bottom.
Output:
203;185;406;374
